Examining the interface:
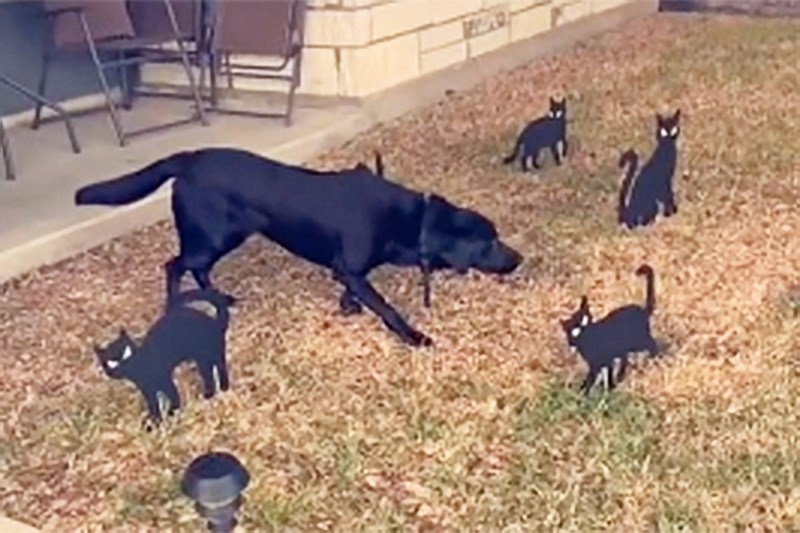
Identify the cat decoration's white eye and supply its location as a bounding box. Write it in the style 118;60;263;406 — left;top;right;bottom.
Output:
659;128;669;137
106;359;119;369
122;345;133;360
548;111;555;118
555;111;562;118
580;314;589;327
670;126;679;137
571;326;581;338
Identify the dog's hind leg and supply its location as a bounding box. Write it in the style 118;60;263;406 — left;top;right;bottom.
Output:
165;257;187;304
339;289;363;316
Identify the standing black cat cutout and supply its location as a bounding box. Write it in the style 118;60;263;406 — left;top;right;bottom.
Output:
502;96;568;172
560;264;660;395
618;109;681;229
94;289;234;424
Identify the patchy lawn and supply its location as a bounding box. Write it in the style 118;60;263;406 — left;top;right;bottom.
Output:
2;12;800;532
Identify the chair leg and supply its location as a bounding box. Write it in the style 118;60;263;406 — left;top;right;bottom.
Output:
31;52;51;130
163;0;207;126
78;14;127;146
285;54;302;127
225;52;233;89
0;118;14;181
119;51;132;111
209;52;219;107
175;45;208;126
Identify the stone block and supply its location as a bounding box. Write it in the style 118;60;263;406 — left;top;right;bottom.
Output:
467;24;510;58
510;3;551;41
432;0;483;24
420;19;463;51
304;8;372;47
371;0;432;40
420;40;468;73
339;32;420;96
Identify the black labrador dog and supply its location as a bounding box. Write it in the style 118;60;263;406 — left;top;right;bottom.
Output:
75;148;522;347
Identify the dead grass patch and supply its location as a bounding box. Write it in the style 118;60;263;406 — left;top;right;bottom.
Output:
2;12;800;532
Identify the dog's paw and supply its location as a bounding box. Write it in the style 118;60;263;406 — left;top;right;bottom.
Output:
407;330;434;348
339;300;363;316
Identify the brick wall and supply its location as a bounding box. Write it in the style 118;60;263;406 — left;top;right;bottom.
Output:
143;0;639;98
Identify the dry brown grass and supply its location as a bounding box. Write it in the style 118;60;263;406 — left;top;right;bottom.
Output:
2;12;800;532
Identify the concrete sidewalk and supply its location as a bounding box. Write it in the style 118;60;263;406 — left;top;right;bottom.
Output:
0;0;656;287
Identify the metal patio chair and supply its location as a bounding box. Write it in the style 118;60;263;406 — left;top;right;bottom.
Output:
206;0;307;126
1;72;80;181
33;0;208;147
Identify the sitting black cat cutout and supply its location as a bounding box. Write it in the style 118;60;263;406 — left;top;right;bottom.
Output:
560;264;660;395
502;96;568;172
94;289;234;425
618;109;681;229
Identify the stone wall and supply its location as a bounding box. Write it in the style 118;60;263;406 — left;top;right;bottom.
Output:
143;0;639;99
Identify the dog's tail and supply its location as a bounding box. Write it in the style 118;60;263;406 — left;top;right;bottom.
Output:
75;151;194;206
374;150;384;177
502;136;522;165
172;288;235;328
617;149;638;224
635;264;655;315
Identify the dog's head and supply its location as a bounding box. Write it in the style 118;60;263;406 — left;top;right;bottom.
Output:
421;195;522;276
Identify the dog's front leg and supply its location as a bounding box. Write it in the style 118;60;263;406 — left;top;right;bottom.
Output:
341;275;432;347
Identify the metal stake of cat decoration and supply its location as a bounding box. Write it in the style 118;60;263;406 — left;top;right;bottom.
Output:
93;289;234;426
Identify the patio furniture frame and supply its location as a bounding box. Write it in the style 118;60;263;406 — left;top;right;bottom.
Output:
205;0;307;126
33;0;208;147
0;72;80;181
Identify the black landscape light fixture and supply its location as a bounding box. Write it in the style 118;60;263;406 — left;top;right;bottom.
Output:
181;451;250;532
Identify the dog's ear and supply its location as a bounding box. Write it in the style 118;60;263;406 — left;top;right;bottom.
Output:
421;195;477;273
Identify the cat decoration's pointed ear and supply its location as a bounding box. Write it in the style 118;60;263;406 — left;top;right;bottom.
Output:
118;327;127;337
674;108;681;121
579;295;589;310
92;343;103;356
549;96;557;105
121;344;133;360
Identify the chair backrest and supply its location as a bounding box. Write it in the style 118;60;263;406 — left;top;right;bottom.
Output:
127;0;200;41
212;0;305;57
43;0;135;49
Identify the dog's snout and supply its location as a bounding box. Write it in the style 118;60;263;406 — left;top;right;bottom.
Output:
494;241;523;274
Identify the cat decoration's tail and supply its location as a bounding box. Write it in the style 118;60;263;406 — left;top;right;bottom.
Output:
374;151;385;177
617;149;639;224
75;151;194;206
173;289;235;327
502;137;522;165
635;264;655;315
